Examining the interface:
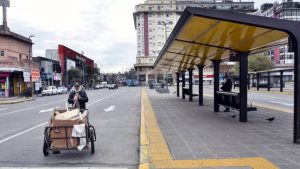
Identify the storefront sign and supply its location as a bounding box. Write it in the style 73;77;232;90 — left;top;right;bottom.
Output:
76;55;86;63
53;73;62;81
31;70;40;82
0;72;10;77
23;71;30;82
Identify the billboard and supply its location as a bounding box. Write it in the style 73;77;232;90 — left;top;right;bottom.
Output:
23;71;30;82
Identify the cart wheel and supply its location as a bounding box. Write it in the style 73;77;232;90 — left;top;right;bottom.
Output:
43;139;49;156
90;130;95;154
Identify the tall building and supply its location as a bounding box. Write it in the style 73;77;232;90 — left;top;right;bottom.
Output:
253;0;300;68
133;0;255;85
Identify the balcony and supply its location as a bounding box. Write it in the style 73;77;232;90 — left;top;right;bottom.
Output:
134;63;154;67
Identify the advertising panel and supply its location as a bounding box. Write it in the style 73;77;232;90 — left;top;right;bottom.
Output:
23;71;30;82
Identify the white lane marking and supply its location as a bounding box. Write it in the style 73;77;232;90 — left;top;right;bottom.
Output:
0;99;66;116
87;93;117;107
269;100;293;106
0;92;119;144
0;122;47;144
0;108;8;111
38;107;60;114
104;105;116;112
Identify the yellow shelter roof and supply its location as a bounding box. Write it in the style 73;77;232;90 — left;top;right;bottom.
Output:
154;7;294;72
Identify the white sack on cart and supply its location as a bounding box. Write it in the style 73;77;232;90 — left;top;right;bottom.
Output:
72;124;86;151
55;109;80;120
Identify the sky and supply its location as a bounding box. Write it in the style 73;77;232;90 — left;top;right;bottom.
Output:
4;0;280;73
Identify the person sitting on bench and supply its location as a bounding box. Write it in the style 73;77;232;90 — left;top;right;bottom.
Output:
221;76;233;112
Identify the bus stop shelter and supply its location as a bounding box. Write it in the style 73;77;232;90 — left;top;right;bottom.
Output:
154;7;300;143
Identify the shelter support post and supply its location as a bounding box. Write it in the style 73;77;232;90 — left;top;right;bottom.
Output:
176;72;180;97
181;71;186;99
252;75;255;89
256;73;260;91
239;52;250;122
212;60;221;112
293;37;300;143
280;70;284;92
248;74;250;90
197;65;204;106
188;68;193;102
268;72;271;91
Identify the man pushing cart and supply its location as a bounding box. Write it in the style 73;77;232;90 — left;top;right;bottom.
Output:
43;83;96;156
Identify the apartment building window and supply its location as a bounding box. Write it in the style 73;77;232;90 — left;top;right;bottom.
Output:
19;54;22;62
0;51;4;56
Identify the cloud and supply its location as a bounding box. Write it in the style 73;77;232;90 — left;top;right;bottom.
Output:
5;0;142;73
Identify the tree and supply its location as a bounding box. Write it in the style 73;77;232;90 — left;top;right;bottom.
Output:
68;67;81;84
87;66;100;81
233;55;274;74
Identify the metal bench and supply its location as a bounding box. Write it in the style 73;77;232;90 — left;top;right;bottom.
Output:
183;88;198;97
216;91;257;111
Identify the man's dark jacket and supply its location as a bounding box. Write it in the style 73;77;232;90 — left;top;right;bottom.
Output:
68;90;89;110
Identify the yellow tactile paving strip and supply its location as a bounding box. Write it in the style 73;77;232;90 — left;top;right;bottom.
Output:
139;88;279;169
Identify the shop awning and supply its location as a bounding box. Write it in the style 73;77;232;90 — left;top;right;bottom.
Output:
154;7;294;72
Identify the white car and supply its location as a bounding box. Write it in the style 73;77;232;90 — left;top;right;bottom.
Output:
42;86;58;96
57;86;68;94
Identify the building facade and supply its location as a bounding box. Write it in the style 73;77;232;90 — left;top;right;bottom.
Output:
0;28;40;97
253;0;300;68
33;56;61;87
133;0;255;85
57;45;94;86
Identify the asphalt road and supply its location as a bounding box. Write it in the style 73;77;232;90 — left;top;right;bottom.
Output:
192;84;294;113
0;87;141;168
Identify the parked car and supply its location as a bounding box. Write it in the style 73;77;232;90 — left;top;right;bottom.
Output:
42;86;58;96
99;84;105;89
94;84;101;89
57;86;68;94
108;84;118;90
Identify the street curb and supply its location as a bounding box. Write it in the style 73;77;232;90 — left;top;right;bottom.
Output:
0;98;35;105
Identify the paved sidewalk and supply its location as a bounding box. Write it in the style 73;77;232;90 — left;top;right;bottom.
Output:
143;88;300;169
0;97;35;104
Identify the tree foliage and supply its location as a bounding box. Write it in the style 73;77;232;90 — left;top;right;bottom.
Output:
86;66;100;82
68;67;81;84
233;55;274;74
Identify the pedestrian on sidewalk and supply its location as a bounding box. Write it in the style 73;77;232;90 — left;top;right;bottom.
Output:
221;76;233;112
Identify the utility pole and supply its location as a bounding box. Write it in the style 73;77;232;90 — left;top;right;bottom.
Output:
29;35;34;96
158;21;173;89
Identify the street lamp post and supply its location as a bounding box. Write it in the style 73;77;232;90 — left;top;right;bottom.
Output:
158;21;173;89
50;53;54;86
29;35;34;96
